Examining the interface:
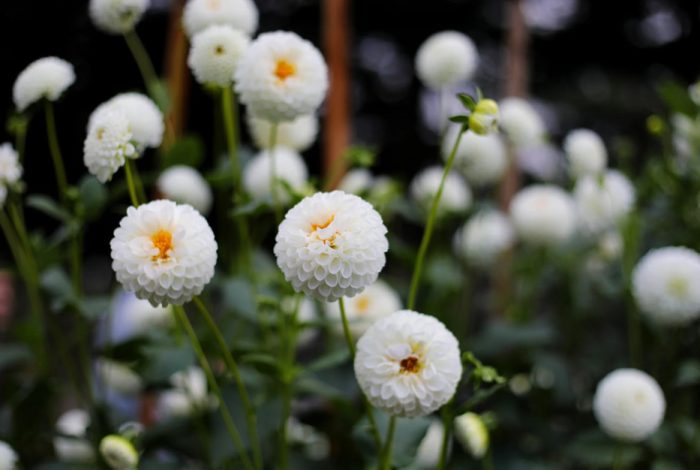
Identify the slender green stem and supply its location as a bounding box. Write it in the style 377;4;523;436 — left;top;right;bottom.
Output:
612;444;625;470
124;160;141;207
173;305;255;470
15;121;27;164
268;124;282;222
437;405;452;470
482;450;494;470
380;416;396;470
278;296;301;470
44;101;69;205
124;29;159;97
407;128;466;310
192;297;262;470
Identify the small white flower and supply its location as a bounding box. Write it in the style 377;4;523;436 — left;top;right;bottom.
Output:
564;129;607;178
156;165;213;215
247;113;318;151
84;109;137;183
593;368;665;442
54;409;95;463
632;247;700;326
415;420;445;468
89;0;149;34
243;147;309;204
355;310;462;417
324;279;401;337
99;435;139;470
13;57;75;111
455;210;515;267
411;166;472;215
88;93;164;151
286;417;331;461
510;185;576;246
415;31;479;90
106;291;174;344
96;358;142;395
111;200;218;306
274;191;388;302
0;143;22;186
337;168;373;195
158;367;214;418
183;0;258;37
574;170;635;234
454;412;489;458
499;98;545;147
0;441;18;470
444;127;507;186
235;31;329;122
188;25;249;87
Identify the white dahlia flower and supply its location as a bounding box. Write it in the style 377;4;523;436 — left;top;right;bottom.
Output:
89;0;149;34
444;127;507;186
415;31;478;90
337;168;373;195
235;31;329;122
96;358;142;395
187;25;249;87
355;310;462;417
499;97;545;147
247;113;318;151
106;291;174;344
156;165;213;215
0;143;22;186
510;185;576;246
564;129;607;178
325;279;401;337
411;166;472;215
454;412;489;458
574;170;635;234
593;368;665;442
110;200;218;306
13;57;75;111
243;147;309;204
0;441;17;469
632;247;700;326
158;367;214;418
84;110;137;183
455;210;515;267
88;93;164;151
183;0;258;37
54;409;95;463
415;420;445;468
274;191;388;302
99;435;138;470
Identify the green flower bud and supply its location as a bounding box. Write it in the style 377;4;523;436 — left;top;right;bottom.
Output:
469;99;499;135
99;435;138;470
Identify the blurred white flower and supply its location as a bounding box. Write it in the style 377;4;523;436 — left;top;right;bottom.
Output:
106;291;174;344
13;57;75;111
455;210;515;267
111;200;218;306
243;147;309;204
337;168;373;195
274;191;388;302
444;127;507;186
510;185;576;246
96;358;142;395
354;310;462;417
99;435;138;470
183;0;258;37
54;409;95;463
415;31;478;90
499;97;545;147
593;368;665;442
89;0;149;34
84;109;137;183
410;166;472;216
286;417;331;461
156;165;213;215
0;440;18;470
88;93;164;151
574;170;635;234
564;129;607;179
235;31;328;122
324;279;401;337
454;412;489;458
415;420;445;468
158;367;214;418
283;296;318;348
187;25;249;87
0;143;22;190
597;231;623;261
247;113;318;151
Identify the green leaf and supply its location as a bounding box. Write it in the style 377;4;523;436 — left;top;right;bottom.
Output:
140;345;194;383
149;79;172;113
305;348;350;372
455;382;506;414
675;360;700;387
26;195;73;223
448;115;470;124
221;277;257;321
6;113;29;137
78;296;111;320
657;81;696;116
564;429;643;467
457;93;476;111
230;198;270;218
77;175;108;221
161;135;204;168
343;145;376;167
239;353;281;375
40;266;77;311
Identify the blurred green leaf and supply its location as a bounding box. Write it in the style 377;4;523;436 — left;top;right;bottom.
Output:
26;195;73;223
78;175;108;221
675;360;700;387
161;135;204;168
150;79;171;113
140;345;194;383
564;428;643;467
305;348;350;372
230;198;270;218
40;266;76;311
658;81;696;117
78;296;111;320
0;344;32;370
221;277;257;321
457;93;476;111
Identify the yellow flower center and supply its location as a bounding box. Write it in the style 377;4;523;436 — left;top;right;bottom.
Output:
206;0;221;10
150;229;173;261
400;355;420;374
274;59;296;81
355;296;370;314
667;276;688;297
310;214;338;248
214;44;225;55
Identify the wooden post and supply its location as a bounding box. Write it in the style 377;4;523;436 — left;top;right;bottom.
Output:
163;0;190;149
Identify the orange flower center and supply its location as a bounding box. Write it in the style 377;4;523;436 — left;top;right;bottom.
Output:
150;229;173;261
274;60;296;81
355;296;370;314
215;45;225;55
399;355;420;374
310;214;338;248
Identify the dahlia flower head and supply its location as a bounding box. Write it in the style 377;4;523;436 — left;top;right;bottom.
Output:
632;247;700;326
247;113;319;151
454;412;489;458
564;128;608;179
89;0;149;34
235;31;329;122
183;0;258;37
324;279;402;337
88;92;164;151
415;420;445;468
54;409;95;463
415;31;479;90
274;191;388;302
337;168;373;195
574;170;635;235
95;358;143;395
187;25;249;87
158;367;215;418
354;310;462;417
510;185;576;246
593;368;665;442
410;166;472;216
13;57;75;111
0;441;18;470
99;435;139;470
499;97;546;148
455;210;515;267
84;109;137;183
111;199;218;306
243;147;309;204
156;165;213;215
444;126;507;186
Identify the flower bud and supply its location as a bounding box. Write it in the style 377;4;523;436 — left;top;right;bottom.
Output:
99;435;138;470
454;412;489;458
469;99;499;135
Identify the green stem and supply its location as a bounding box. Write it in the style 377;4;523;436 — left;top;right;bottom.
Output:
192;297;262;470
123;29;159;97
268;124;282;223
124;159;142;207
44;101;69;205
437;405;452;470
173;305;255;470
407;128;466;310
278;296;301;470
380;416;396;470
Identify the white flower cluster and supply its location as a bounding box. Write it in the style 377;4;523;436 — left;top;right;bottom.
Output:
509;185;576;246
564;129;607;178
84;109;136;183
183;0;258;37
243;147;309;204
188;25;249;87
13;57;75;111
499;97;545;148
444;126;507;186
0;143;22;207
574;170;634;234
411;166;471;216
415;31;478;90
89;0;149;34
156;165;213;215
88;93;164;151
247;113;319;151
455;210;515;267
54;409;95;463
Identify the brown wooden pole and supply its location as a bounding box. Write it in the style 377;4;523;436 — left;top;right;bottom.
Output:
163;0;190;149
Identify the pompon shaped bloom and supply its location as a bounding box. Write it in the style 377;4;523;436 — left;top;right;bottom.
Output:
454;412;489;458
187;25;249;87
444;126;507;186
415;420;445;468
183;0;258;37
54;409;95;463
0;441;18;469
99;435;139;470
593;368;665;442
354;310;462;418
88;93;164;151
243;147;309;204
274;191;388;302
156;165;213;215
247;113;318;151
111;200;218;306
574;170;635;234
13;57;75;111
564;129;607;178
415;31;478;90
84;110;136;183
510;185;576;246
338;168;373;195
455;210;515;267
89;0;149;34
235;31;329;122
0;143;22;186
324;279;402;337
410;166;472;216
499;97;545;147
632;247;700;326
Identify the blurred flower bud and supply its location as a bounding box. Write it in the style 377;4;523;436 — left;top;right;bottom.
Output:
469;99;499;135
454;412;489;459
99;435;138;470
